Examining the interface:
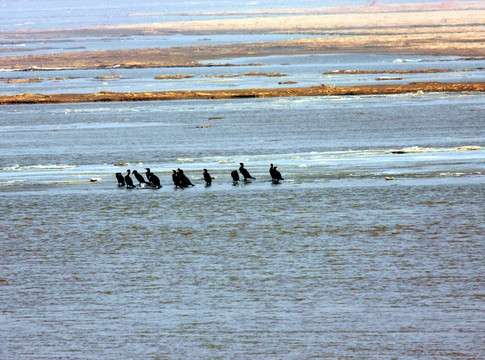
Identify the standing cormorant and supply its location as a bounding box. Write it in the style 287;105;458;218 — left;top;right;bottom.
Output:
270;164;284;183
148;172;162;189
132;170;147;186
239;162;255;181
269;163;276;179
203;169;212;185
177;168;195;187
124;169;136;188
145;168;152;184
115;172;125;186
231;170;240;185
172;170;181;187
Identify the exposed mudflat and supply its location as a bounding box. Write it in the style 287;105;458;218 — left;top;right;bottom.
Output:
1;4;484;71
1;81;484;105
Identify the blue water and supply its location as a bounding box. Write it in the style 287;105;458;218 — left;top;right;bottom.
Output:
1;1;484;359
2;53;484;95
1;93;485;359
0;0;457;31
0;34;330;57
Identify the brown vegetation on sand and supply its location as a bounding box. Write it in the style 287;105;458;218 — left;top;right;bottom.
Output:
1;82;484;105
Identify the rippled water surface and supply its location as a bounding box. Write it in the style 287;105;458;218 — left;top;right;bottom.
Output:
0;0;448;31
1;53;485;95
1;92;484;359
2;0;484;357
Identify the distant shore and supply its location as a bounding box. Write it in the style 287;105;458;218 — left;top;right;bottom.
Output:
1;40;484;71
1;2;484;104
1;4;484;71
1;82;484;105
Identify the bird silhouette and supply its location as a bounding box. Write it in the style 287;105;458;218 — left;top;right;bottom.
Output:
270;164;284;183
231;170;240;185
115;172;125;186
124;169;136;188
203;169;212;185
171;170;181;187
132;170;147;186
239;162;255;181
145;168;152;184
148;172;162;189
177;168;195;187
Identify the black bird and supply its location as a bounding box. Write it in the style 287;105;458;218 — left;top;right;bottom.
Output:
132;170;147;186
148;172;162;189
172;170;181;187
124;169;136;188
231;170;240;185
271;164;284;183
239;162;255;181
115;172;125;186
177;168;195;187
145;168;152;184
203;169;212;185
269;163;276;179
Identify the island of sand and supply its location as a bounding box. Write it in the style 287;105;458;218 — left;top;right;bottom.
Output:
0;1;484;104
1;82;484;106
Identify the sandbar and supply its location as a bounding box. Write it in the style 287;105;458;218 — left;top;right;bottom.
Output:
1;3;485;70
1;82;484;105
1;2;484;105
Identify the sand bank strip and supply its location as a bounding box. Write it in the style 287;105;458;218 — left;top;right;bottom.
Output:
1;34;484;71
4;5;485;39
1;82;484;105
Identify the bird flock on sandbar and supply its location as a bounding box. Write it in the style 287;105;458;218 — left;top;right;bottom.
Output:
116;163;284;189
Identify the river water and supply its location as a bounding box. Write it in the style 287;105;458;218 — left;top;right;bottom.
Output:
0;0;451;31
1;0;485;358
1;53;485;95
1;91;484;359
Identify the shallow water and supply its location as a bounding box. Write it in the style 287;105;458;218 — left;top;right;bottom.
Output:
1;53;484;95
0;34;330;57
1;92;484;359
1;0;484;357
0;0;449;31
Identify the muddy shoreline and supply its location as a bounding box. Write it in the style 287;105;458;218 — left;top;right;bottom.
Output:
1;4;484;70
1;2;484;105
1;82;484;105
1;35;484;71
